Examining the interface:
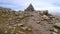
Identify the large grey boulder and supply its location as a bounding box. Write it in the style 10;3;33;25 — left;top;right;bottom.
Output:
54;23;60;28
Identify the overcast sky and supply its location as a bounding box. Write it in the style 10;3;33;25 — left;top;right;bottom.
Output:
0;0;60;12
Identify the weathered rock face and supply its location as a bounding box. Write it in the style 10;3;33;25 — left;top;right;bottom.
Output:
0;4;60;34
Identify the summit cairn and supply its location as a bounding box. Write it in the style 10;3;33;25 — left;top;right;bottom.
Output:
25;4;35;11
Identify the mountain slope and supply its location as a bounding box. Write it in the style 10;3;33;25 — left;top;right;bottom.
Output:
0;6;60;34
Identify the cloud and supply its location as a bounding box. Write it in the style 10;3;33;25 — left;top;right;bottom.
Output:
0;0;60;12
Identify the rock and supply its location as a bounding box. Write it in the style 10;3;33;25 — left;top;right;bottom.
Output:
18;31;25;34
28;28;32;31
36;21;40;24
17;19;20;21
43;10;48;15
41;15;50;20
21;27;28;30
13;27;16;30
9;26;13;29
4;30;7;33
51;32;57;34
49;16;55;18
11;30;15;34
8;18;12;20
16;33;18;34
41;19;44;21
13;24;17;27
18;16;23;18
53;28;58;32
15;11;19;16
17;23;24;26
54;23;60;28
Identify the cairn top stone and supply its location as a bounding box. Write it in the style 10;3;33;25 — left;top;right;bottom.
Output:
25;4;35;11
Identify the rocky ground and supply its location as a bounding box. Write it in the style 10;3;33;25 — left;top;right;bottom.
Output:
0;4;60;34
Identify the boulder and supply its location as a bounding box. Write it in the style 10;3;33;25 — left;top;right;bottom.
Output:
54;23;60;28
4;30;7;33
21;26;28;30
41;15;50;20
17;23;24;26
43;10;48;15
